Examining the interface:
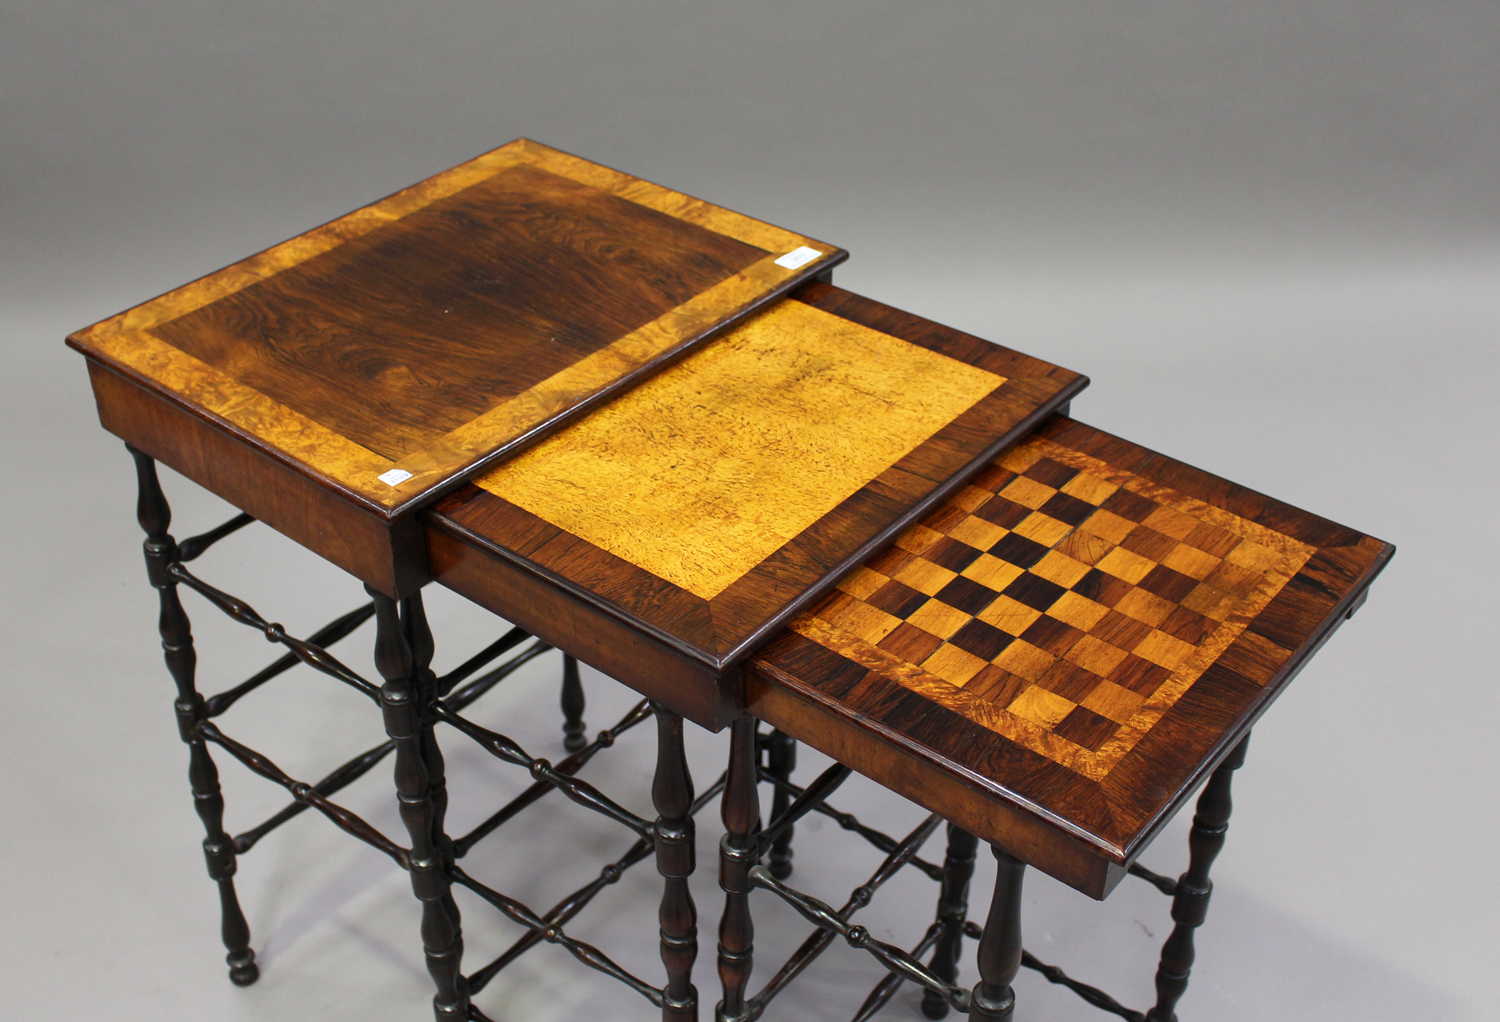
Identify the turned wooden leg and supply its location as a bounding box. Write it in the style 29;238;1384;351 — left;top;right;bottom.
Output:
968;847;1025;1022
130;446;258;987
716;717;759;1022
765;729;797;880
561;654;587;752
653;704;699;1021
1146;736;1251;1022
923;825;981;1019
372;587;468;1021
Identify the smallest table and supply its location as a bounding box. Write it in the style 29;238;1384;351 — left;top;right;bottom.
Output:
733;415;1391;1021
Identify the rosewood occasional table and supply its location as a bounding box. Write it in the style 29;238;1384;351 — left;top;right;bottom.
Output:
728;416;1392;1021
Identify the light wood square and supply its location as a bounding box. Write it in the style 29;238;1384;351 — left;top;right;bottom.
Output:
997;445;1044;473
1048;590;1110;631
895;524;944;556
948;515;1008;551
892;559;959;596
962;554;1027;593
1060;471;1119;506
824;599;903;644
995;639;1056;682
1014;512;1073;547
1007;685;1076;728
978;596;1043;636
999;475;1057;510
1095;545;1155;584
922;643;991;687
1063;634;1130;676
906;599;972;640
1113;587;1176;627
835;567;889;601
1133;629;1197;671
1080;680;1145;724
1031;550;1092;588
1159;543;1221;581
1080;509;1135;545
1141;505;1200;540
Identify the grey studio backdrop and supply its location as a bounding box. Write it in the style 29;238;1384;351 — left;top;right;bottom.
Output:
3;2;1496;1020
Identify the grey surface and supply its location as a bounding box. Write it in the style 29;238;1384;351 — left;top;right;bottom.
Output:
3;2;1497;1019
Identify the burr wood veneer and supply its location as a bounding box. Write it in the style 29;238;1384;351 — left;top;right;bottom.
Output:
69;138;844;597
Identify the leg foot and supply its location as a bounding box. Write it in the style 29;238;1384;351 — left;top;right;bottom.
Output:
967;847;1025;1022
561;654;587;752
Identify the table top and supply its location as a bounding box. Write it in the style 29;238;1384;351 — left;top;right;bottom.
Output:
748;415;1393;897
68;138;843;519
425;281;1086;727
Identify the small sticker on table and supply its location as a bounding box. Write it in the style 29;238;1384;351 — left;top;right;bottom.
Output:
378;468;414;487
774;246;823;270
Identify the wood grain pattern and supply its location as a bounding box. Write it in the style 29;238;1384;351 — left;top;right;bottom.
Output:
155;162;767;462
747;415;1393;898
424;283;1087;725
69;138;845;517
477;300;1004;599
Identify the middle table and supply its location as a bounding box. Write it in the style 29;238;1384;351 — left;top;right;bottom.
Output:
424;280;1086;729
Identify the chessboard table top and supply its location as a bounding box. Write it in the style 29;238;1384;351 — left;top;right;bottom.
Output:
748;415;1393;897
68;138;843;519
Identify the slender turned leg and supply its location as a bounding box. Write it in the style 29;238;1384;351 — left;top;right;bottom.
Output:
1146;736;1251;1022
371;587;468;1021
968;847;1025;1022
923;825;981;1019
129;446;258;986
716;717;759;1022
561;654;587;752
765;729;797;880
654;704;699;1021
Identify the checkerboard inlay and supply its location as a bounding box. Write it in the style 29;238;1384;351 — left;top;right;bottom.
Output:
789;436;1316;781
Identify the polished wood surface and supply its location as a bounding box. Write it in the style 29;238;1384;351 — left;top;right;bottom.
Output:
425;282;1087;728
69;138;844;520
478;299;1003;599
747;416;1392;897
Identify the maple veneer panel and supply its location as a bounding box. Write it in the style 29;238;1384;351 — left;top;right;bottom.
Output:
747;416;1393;897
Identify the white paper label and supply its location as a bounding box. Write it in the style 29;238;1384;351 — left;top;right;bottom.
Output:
378;468;414;487
774;246;822;270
